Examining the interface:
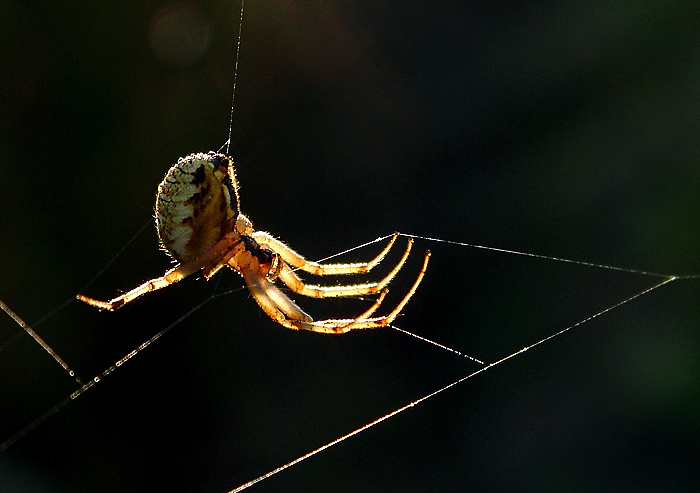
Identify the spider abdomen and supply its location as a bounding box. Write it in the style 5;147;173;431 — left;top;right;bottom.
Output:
155;152;239;264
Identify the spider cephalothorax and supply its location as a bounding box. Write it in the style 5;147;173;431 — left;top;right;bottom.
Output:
78;152;429;333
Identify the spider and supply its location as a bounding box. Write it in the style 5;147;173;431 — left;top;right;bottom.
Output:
77;152;430;333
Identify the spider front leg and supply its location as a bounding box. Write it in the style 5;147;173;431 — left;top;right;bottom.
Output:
302;250;431;333
252;232;413;299
240;260;390;333
275;238;413;299
251;232;399;276
241;245;431;334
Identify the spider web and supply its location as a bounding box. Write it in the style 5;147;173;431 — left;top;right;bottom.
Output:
2;1;700;492
1;230;698;491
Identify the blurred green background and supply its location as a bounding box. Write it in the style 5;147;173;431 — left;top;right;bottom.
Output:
1;1;699;491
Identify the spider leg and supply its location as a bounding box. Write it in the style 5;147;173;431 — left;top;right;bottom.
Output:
243;250;430;334
77;267;189;311
275;238;413;298
310;250;431;333
241;264;313;323
251;232;399;276
77;233;246;311
243;263;389;332
241;265;315;329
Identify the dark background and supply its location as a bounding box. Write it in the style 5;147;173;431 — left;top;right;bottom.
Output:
1;1;699;491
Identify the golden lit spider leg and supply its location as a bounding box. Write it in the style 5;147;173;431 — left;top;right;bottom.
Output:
274;238;413;298
240;265;314;327
308;250;431;334
77;233;247;311
251;232;399;275
242;264;389;332
243;250;430;334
